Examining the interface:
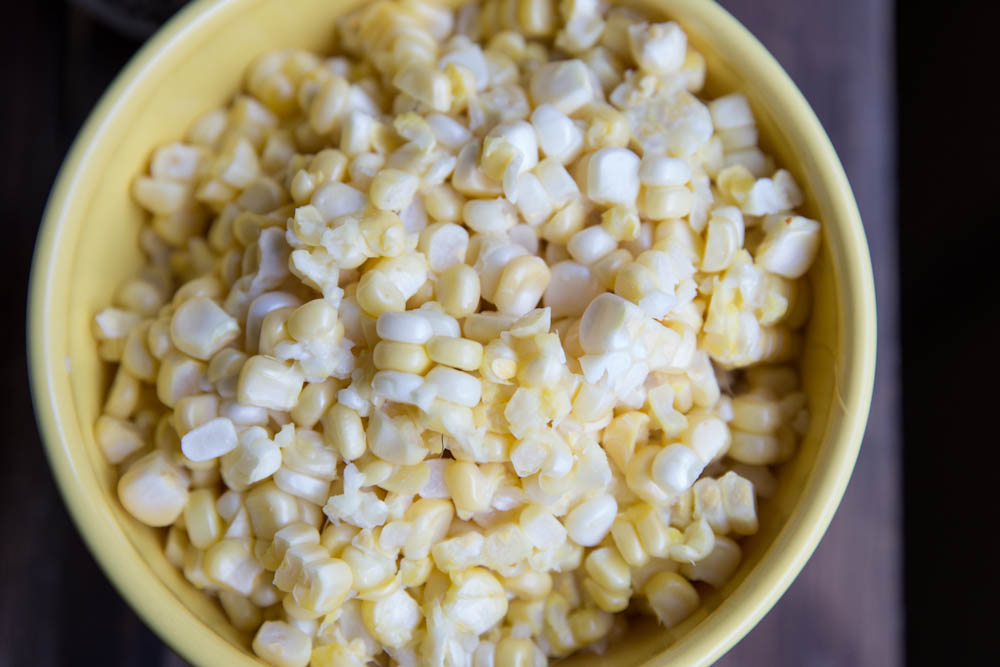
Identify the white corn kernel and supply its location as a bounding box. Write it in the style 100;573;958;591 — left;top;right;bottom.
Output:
394;64;452;112
719;471;758;534
543;261;602;318
531;104;584;164
680;535;741;587
702;207;745;272
370;168;420;212
463;197;517;234
493;255;551;316
419;222;470;272
565;494;617;546
530;60;598;115
567;225;617;265
443;567;508;635
371;370;424;406
362;587;422;648
95;415;145;464
644;571;699;628
293;557;353;614
376;310;434;344
756;215;822;278
181;417;238;462
709;93;754;130
221;428;282;488
117;451;189;527
586;147;640;207
628;22;687;75
274;466;331;506
170;296;240;360
639;156;691;186
652;441;704;495
237;356;304;411
204;538;264;595
426;336;484;371
252;621;311;667
424;365;483;407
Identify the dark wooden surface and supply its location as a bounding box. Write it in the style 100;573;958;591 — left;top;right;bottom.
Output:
0;1;900;665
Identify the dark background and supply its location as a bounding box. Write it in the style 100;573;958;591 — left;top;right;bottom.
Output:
0;0;989;664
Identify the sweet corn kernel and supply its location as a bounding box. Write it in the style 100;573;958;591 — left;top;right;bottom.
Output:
356;270;407;317
643;571;699;628
719;471;758;534
581;577;629;613
569;607;614;646
293;557;353;614
426;335;484;371
424;183;465;221
204;538;264;595
574;545;621;595
586;147;640;207
610;517;648;568
185;488;223;549
321;403;367;461
443;567;508;634
287;299;338;342
245;482;300;540
437;264;482;318
530;60;597;115
290;379;339;429
493;255;551;316
373;340;432;374
495;636;542;667
253;621;311;667
370;168;421;212
565;494;617;547
238;355;305;411
394;63;452;112
680;535;741;588
117;451;189;527
362;587;422;647
95;414;146;464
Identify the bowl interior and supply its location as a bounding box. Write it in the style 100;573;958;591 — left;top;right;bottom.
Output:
30;0;874;665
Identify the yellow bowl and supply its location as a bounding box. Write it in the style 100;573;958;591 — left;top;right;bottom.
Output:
28;0;876;664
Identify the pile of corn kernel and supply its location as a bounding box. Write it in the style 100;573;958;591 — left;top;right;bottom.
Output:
92;1;821;665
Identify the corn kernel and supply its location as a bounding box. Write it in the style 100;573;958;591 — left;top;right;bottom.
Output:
680;535;741;588
252;621;311;667
643;571;699;628
356;270;407;317
585;546;631;592
426;335;484;371
394;64;452;112
95;414;146;464
321;403;366;461
245;481;300;540
437;264;481;318
237;355;304;411
373;340;432;374
204;538;264;596
569;607;614;645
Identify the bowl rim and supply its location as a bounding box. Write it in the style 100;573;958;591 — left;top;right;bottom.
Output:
27;0;877;665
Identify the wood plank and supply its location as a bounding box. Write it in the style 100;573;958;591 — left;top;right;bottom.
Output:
716;1;902;665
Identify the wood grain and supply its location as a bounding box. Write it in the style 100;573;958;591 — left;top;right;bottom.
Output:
716;2;901;665
0;1;900;664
